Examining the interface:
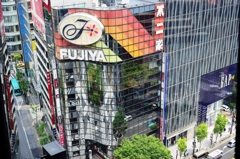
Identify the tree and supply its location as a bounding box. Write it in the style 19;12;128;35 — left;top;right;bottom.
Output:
13;53;22;61
229;102;236;114
16;71;23;80
114;134;171;159
177;137;187;159
213;114;228;142
196;123;208;150
113;108;127;139
19;78;29;95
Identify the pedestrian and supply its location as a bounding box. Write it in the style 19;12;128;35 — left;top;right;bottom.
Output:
224;128;226;131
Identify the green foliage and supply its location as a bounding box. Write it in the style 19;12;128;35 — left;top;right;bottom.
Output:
113;108;127;139
16;71;23;80
39;132;49;146
13;54;22;61
196;123;208;149
87;63;103;106
37;122;46;136
114;134;171;159
37;122;51;146
177;137;187;158
122;62;158;89
19;78;29;94
229;102;236;113
149;123;158;130
213;114;228;142
92;92;100;105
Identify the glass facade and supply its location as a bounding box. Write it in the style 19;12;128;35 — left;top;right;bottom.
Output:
164;0;239;142
51;4;164;158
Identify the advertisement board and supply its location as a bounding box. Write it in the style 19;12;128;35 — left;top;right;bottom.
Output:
161;53;168;144
198;63;237;123
30;0;46;40
54;5;167;61
59;124;65;146
154;3;164;52
46;72;55;125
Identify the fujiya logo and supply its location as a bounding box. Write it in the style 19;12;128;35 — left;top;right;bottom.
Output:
58;12;104;46
60;48;106;62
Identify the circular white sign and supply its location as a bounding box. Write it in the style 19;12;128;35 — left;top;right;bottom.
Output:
58;12;104;46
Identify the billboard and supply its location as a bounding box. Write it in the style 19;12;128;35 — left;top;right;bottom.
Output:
30;0;46;40
198;63;237;123
154;3;164;52
54;4;166;62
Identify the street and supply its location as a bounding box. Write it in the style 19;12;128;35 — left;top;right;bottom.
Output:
209;137;235;159
14;94;43;159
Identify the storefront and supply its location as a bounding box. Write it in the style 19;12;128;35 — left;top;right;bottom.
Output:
167;131;187;147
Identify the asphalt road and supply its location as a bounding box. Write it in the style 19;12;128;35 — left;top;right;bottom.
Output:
209;137;235;159
14;95;43;159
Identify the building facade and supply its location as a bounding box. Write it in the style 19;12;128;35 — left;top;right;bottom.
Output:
2;0;21;53
32;0;239;158
163;0;239;147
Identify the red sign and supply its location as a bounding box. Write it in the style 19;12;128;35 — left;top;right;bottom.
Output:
54;79;59;88
46;72;55;125
30;0;45;40
5;76;14;130
59;124;65;146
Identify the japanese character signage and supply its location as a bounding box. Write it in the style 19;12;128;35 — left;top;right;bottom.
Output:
155;3;165;51
46;72;55;125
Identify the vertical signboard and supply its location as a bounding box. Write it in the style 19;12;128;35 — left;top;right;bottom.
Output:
155;3;164;52
46;72;55;125
59;124;65;147
30;0;46;40
5;76;14;130
52;59;61;117
161;53;168;144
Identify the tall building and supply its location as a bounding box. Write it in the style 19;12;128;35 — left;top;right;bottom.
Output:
0;1;18;158
31;0;238;158
2;0;21;54
163;0;238;147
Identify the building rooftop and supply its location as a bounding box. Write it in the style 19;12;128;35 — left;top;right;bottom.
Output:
43;141;65;156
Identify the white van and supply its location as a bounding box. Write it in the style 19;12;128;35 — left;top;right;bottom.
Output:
207;149;222;159
193;150;209;159
222;105;229;111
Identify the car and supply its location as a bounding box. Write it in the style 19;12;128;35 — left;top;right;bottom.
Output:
227;139;236;148
222;105;229;111
215;149;223;155
124;115;133;121
151;103;158;109
17;62;25;67
148;121;156;127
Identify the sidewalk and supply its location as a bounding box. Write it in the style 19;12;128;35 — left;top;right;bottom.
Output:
168;115;236;159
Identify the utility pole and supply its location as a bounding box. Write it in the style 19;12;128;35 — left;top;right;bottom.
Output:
230;112;235;134
193;125;197;154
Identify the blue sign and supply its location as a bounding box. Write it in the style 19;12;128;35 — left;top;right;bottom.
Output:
18;2;32;62
198;63;237;123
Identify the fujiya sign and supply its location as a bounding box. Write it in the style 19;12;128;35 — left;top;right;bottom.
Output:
60;48;106;62
58;12;104;46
